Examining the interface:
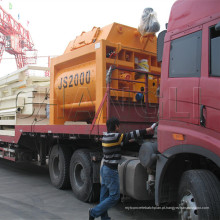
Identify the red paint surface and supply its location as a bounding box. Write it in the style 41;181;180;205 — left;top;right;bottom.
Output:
158;120;220;157
0;124;106;144
167;0;220;33
159;0;220;157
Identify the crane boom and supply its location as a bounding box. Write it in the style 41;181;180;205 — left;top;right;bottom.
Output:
0;5;37;69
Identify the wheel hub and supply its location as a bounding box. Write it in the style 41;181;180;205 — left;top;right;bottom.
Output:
53;156;60;177
74;163;85;187
179;192;198;220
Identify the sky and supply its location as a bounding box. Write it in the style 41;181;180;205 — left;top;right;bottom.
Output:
0;0;176;75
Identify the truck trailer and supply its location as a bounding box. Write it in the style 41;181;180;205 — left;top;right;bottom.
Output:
0;0;219;219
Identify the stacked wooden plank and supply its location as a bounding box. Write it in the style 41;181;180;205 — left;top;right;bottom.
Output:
0;66;50;136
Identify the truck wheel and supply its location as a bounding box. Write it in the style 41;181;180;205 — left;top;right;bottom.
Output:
69;149;100;202
49;145;72;189
178;169;220;220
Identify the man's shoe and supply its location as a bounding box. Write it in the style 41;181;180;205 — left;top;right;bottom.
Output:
89;208;95;220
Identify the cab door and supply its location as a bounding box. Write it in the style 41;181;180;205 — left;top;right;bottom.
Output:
160;28;202;124
200;19;220;133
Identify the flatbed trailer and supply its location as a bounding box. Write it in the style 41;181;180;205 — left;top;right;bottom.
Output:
0;0;220;219
0;22;160;204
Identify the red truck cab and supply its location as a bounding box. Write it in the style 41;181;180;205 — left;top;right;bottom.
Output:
156;0;220;218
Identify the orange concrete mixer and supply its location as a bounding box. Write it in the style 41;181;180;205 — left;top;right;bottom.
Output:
50;23;160;125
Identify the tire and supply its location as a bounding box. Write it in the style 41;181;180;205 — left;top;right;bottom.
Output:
69;149;100;202
178;169;220;220
49;145;72;189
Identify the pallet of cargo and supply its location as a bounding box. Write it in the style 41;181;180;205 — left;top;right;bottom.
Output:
0;66;50;136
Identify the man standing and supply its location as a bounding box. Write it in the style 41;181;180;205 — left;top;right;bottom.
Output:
89;117;155;220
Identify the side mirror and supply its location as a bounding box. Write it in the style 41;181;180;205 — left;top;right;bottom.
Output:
157;30;167;62
215;22;220;31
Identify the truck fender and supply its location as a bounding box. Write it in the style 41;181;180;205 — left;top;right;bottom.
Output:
155;154;168;206
155;144;220;206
